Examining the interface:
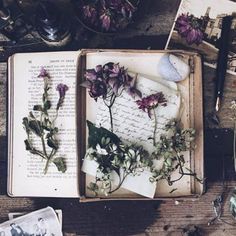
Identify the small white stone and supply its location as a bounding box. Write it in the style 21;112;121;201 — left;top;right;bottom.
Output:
158;54;190;82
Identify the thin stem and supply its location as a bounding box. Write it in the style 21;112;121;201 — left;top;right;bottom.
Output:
108;106;113;132
153;109;157;146
109;172;129;194
44;158;51;174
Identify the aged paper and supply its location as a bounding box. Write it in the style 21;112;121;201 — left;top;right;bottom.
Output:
8;51;79;197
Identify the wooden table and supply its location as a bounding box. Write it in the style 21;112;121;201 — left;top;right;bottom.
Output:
1;0;236;235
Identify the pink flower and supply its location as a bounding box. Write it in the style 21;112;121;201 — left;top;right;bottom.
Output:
176;13;204;45
136;92;167;118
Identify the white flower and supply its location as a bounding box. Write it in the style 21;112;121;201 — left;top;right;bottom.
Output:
96;144;108;155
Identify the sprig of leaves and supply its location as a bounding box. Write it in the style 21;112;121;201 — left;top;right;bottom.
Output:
85;121;151;196
23;68;67;174
150;119;202;185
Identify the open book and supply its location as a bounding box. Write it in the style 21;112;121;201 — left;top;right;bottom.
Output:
8;49;204;200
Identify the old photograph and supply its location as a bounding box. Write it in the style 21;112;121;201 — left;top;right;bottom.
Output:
166;0;236;74
0;207;62;236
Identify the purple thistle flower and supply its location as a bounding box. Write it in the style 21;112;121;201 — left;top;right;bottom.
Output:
136;92;167;118
38;67;49;78
175;13;204;45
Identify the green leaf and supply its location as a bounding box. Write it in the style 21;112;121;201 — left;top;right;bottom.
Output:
33;105;43;111
53;157;66;173
47;138;58;150
44;100;51;110
24;139;32;151
87;120;120;148
29;120;41;136
22;117;30;133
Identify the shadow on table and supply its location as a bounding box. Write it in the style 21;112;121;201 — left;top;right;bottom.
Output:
33;198;160;236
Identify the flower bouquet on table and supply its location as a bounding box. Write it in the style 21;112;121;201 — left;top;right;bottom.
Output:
81;62;201;198
72;0;140;33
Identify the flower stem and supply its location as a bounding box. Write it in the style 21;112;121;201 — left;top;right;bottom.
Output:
153;109;157;146
44;158;51;174
108;106;113;132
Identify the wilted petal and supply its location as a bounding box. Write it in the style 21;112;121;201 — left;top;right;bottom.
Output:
80;80;91;88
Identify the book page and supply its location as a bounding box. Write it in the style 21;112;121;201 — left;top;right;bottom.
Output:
83;51;192;198
9;51;79;197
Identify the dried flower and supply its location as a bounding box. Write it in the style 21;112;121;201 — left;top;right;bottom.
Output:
136;92;167;118
136;92;167;146
38;67;50;78
83;5;97;24
100;10;112;31
81;62;141;132
175;13;204;45
56;83;69;110
56;83;68;98
85;121;151;196
80;0;138;32
23;69;67;174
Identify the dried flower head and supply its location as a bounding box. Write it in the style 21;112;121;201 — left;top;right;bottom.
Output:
38;67;50;78
80;0;138;32
136;92;167;118
56;83;69;98
56;83;69;109
175;13;204;45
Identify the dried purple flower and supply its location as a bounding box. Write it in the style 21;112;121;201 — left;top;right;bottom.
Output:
89;79;107;101
83;5;97;24
100;10;111;31
38;67;49;78
80;0;138;32
136;92;167;118
56;83;68;98
56;83;69;109
175;13;204;45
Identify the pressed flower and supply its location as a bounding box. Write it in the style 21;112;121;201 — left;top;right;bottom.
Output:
175;13;204;45
83;5;97;23
80;0;138;32
89;79;108;101
136;92;167;118
38;67;49;78
137;92;167;146
82;62;141;132
56;83;69;109
100;10;112;31
56;83;69;98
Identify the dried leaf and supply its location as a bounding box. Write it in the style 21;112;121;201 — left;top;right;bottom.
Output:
24;139;32;151
33;105;43;111
29;120;41;136
47;138;58;150
53;157;66;173
87;120;120;148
